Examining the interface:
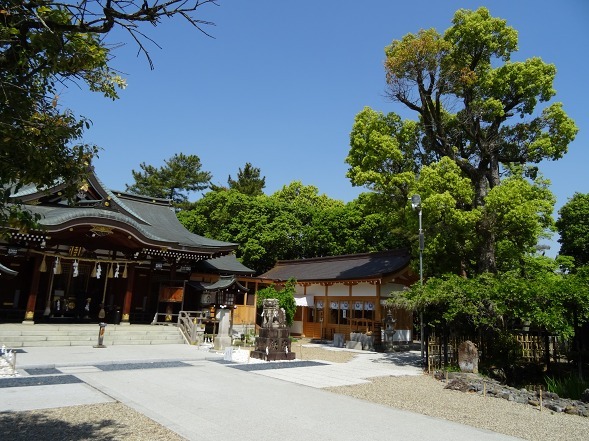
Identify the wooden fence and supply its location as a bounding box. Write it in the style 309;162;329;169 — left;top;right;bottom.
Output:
427;331;567;371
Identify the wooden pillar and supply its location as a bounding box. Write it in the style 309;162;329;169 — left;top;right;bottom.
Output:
170;261;177;281
121;265;135;324
375;283;382;322
23;255;43;323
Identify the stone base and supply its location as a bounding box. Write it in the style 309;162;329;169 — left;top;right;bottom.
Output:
214;336;232;351
349;332;374;351
333;333;345;348
250;351;296;361
251;327;295;361
346;341;362;350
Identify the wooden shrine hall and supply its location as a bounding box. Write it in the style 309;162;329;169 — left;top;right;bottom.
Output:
0;169;252;325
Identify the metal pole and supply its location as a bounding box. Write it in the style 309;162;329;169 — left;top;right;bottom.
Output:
419;207;424;362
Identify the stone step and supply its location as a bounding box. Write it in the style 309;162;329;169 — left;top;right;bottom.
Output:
0;324;186;347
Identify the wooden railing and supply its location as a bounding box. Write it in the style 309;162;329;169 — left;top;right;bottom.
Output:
177;311;207;345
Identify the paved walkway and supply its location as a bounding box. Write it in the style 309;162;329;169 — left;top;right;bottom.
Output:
0;343;522;441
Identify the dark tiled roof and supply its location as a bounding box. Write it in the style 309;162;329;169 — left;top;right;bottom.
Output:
9;170;236;254
113;196;236;251
195;254;255;275
186;275;249;292
259;250;411;282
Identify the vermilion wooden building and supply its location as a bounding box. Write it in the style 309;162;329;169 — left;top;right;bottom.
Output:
0;170;255;325
258;250;416;342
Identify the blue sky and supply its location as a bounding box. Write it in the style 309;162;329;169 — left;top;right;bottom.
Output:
62;1;588;256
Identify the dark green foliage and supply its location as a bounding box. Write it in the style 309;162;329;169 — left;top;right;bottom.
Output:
227;163;266;196
0;1;215;234
177;183;406;273
256;278;297;326
557;193;589;266
126;153;212;205
545;374;589;400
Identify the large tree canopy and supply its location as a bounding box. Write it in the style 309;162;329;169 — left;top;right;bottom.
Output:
126;153;212;206
0;0;217;233
178;183;404;273
346;7;577;275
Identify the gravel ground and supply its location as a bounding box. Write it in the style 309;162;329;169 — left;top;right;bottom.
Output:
0;402;185;441
2;345;588;441
327;375;589;441
293;343;589;441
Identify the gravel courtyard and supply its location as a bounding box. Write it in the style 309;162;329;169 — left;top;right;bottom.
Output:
1;344;587;441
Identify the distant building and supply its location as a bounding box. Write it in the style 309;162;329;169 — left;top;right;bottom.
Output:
258;250;416;342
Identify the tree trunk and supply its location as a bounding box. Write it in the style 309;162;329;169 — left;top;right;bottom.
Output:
473;170;497;273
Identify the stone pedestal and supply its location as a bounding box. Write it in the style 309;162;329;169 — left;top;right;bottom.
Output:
251;327;296;361
349;332;374;351
333;333;345;348
214;336;232;351
346;340;362;350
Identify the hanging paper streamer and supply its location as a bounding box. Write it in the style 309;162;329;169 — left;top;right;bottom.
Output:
96;263;102;279
53;257;61;275
114;263;120;278
72;260;79;278
39;256;47;273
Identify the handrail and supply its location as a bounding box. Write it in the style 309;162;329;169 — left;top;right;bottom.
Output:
151;312;180;325
177;310;209;345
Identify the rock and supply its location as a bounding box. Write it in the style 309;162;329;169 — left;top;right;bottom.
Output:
458;340;479;374
445;378;471;392
580;388;589;403
546;403;564;412
545;391;560;400
434;372;588;419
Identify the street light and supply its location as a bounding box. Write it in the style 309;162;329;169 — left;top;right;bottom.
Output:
411;194;425;362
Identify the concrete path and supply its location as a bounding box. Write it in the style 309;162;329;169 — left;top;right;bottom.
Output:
0;344;522;441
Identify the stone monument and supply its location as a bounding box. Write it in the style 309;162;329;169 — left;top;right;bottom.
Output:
250;299;296;361
458;340;479;374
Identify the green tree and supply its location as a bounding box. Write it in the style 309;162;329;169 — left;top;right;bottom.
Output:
556;193;589;266
177;183;403;273
0;1;216;233
227;163;266;196
256;278;297;326
126;153;212;206
347;7;577;274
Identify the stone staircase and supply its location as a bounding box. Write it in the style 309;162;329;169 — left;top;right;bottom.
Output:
0;323;186;348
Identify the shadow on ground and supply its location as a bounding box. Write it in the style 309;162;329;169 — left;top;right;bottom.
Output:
0;413;128;441
371;351;423;367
